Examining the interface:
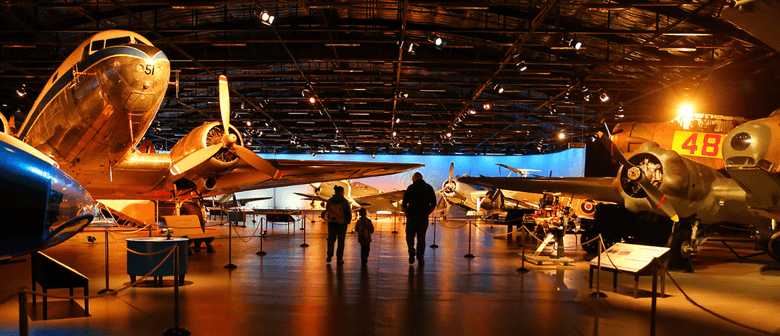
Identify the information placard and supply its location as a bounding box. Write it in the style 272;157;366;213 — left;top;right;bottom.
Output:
589;243;670;273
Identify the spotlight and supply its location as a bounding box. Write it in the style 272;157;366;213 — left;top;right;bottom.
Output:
482;102;493;110
493;84;504;94
309;96;316;104
246;121;252;126
599;90;609;102
241;101;246;109
312;152;316;157
371;153;376;159
428;33;447;49
584;94;591;102
395;117;401;124
582;86;589;93
550;102;557;114
397;91;409;99
558;131;566;139
392;131;397;137
618;102;624;113
16;84;26;97
517;60;527;72
570;38;582;50
446;132;452;138
679;103;694;117
468;108;476;115
255;9;275;26
407;43;416;55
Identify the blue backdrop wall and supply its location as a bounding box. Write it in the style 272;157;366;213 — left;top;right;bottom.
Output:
235;148;586;209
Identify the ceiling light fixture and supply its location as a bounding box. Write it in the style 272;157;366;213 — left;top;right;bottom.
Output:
468;108;476;115
517;60;527;72
599;90;609;102
254;8;275;26
493;84;504;94
482;102;493;110
16;84;26;97
427;33;446;49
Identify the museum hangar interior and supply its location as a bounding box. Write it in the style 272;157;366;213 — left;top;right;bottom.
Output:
1;1;780;335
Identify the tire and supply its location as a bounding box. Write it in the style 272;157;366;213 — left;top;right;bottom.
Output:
580;227;600;254
179;201;205;231
668;222;693;270
768;231;780;263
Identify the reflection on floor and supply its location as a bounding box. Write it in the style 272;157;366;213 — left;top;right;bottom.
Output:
1;213;780;336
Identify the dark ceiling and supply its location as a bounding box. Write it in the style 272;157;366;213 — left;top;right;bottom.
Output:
1;0;778;155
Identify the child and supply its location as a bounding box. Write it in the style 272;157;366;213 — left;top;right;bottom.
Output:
354;208;375;264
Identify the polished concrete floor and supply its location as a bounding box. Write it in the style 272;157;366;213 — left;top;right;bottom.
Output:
1;213;780;336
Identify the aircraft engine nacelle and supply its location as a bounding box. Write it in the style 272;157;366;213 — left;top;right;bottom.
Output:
168;121;243;188
614;142;723;221
723;115;780;206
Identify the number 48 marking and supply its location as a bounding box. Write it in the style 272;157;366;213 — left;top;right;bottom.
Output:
681;133;721;157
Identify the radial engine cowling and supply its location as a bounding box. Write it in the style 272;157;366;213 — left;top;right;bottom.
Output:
614;142;720;219
168;121;243;190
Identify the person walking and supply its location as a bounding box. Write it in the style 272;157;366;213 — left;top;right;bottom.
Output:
326;185;351;263
354;208;374;264
402;172;437;264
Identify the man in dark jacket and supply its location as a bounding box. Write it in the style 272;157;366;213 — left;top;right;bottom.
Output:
402;172;437;264
326;185;352;263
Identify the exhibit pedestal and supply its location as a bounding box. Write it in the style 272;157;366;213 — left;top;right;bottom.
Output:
127;237;188;286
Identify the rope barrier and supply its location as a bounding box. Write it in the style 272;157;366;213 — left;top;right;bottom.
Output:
472;222;525;237
24;245;177;300
436;217;470;229
661;261;776;336
231;221;263;243
106;232;181;256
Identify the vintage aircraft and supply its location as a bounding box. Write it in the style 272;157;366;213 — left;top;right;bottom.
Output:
461;122;780;268
609;113;747;171
0;132;96;260
295;180;406;215
13;30;422;227
438;162;537;217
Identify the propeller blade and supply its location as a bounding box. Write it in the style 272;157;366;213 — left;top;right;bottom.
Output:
627;166;680;222
448;161;454;180
597;131;632;167
169;144;222;176
234;146;281;179
219;75;230;135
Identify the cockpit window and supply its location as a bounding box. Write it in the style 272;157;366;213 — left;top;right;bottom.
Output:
131;37;152;46
90;40;104;52
105;36;131;48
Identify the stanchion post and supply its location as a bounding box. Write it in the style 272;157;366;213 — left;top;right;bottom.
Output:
650;258;658;336
517;243;529;272
464;219;475;258
224;221;237;268
430;216;439;248
164;245;190;336
256;218;267;256
19;287;27;336
300;215;309;247
589;235;607;298
98;229;115;294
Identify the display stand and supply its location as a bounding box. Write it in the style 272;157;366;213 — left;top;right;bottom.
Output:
31;252;90;319
256;218;267;256
588;243;670;298
127;237;188;286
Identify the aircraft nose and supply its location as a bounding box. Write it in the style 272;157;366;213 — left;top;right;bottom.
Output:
723;120;773;170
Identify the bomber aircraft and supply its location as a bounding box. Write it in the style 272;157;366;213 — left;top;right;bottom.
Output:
461;117;780;268
11;30;422;227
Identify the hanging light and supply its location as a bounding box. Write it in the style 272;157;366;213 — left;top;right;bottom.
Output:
468;108;476;115
428;33;446;49
255;9;275;26
584;94;591;102
16;84;26;97
395;117;401;123
517;60;527;72
407;43;416;55
493;83;504;94
558;130;566;139
397;91;409;99
246;121;252;126
482;102;493;110
446;132;452;138
309;96;316;104
599;90;609;102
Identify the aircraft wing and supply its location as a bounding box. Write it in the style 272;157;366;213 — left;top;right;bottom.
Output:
294;193;320;200
353;190;406;206
203;160;422;197
457;176;623;204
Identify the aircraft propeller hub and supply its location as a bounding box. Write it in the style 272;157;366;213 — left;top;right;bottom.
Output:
225;133;238;146
627;166;642;181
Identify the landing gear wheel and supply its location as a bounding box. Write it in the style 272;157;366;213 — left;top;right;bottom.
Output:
580;227;600;254
768;232;780;263
668;223;693;271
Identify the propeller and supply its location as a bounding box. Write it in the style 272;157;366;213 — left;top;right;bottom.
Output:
597;131;679;222
170;75;280;179
439;162;457;196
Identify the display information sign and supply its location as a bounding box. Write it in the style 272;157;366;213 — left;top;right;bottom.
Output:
589;243;670;273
